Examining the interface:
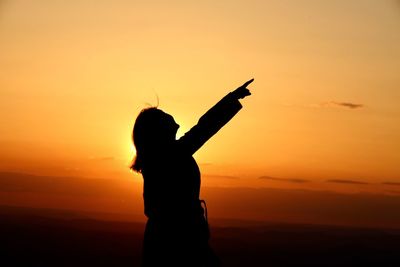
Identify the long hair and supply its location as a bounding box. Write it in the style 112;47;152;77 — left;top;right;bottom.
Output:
130;107;171;173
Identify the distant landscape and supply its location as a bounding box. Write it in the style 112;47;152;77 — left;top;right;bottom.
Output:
1;172;400;266
1;172;400;228
1;205;399;267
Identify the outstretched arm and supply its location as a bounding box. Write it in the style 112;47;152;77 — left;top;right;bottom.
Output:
178;79;253;155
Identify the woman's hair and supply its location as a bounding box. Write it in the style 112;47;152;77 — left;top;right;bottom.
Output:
130;107;170;173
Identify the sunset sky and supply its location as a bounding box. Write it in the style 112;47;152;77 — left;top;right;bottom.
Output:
1;0;400;210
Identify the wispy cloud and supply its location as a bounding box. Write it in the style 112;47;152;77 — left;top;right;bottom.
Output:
326;179;369;185
284;101;365;110
382;182;400;186
259;176;309;183
325;101;364;109
385;190;400;195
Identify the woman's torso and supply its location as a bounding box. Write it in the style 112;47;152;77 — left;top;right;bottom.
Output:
141;144;203;220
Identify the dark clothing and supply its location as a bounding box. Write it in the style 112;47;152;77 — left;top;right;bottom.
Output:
141;92;242;266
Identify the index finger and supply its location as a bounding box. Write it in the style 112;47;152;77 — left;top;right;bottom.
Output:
241;78;254;88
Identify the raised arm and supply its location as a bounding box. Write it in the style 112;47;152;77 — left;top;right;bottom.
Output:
177;79;253;155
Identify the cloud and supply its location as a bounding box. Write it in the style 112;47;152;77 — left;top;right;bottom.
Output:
385;190;400;195
204;186;400;229
326;179;369;185
330;102;364;109
284;101;364;110
259;176;309;183
382;182;400;186
0;172;120;196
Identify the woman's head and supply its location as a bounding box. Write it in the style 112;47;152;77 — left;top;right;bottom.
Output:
130;107;179;172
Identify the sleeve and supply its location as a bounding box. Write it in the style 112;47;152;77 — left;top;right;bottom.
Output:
177;92;242;155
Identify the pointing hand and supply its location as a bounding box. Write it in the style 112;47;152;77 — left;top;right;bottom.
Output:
232;78;253;99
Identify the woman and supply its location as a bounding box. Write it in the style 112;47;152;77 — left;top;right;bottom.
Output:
131;79;253;266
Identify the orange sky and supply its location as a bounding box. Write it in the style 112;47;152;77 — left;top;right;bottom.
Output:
1;0;400;195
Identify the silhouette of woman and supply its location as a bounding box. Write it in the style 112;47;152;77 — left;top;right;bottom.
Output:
131;79;253;266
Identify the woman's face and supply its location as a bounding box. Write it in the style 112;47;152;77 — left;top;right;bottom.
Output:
161;112;180;140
